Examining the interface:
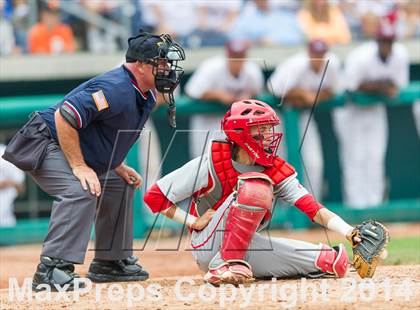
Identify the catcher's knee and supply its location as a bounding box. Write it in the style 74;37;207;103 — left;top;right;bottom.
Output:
315;243;349;278
219;173;274;263
235;172;273;212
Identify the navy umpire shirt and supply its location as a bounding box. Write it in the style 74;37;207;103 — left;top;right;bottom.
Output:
39;65;156;174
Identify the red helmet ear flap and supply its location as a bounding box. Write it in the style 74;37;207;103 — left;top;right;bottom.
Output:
221;110;231;129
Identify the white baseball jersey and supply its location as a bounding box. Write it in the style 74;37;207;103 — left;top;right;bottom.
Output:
0;144;25;226
268;51;342;97
185;56;264;99
344;41;409;91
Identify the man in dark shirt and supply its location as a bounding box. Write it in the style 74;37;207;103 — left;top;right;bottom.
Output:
5;31;184;291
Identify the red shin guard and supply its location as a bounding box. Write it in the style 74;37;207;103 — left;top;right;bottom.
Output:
315;243;349;278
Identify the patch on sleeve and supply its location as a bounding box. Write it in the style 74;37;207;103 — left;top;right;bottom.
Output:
92;90;109;111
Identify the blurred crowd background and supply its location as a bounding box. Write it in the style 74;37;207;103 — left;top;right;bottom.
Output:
0;0;419;56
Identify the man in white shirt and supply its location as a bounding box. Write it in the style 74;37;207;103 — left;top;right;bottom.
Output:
333;23;409;208
0;144;25;226
268;39;341;200
185;41;264;158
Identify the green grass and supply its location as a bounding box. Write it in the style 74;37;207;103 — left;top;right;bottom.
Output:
378;236;420;265
333;236;420;266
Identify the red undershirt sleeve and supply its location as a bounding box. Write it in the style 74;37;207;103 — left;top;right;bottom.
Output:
294;194;324;221
143;183;173;213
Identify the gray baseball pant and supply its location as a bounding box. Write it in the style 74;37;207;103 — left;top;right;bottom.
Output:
191;193;322;278
29;141;134;264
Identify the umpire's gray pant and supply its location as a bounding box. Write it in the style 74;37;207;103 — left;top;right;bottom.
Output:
29;141;134;264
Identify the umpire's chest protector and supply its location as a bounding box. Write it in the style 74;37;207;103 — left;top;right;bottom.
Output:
193;141;295;216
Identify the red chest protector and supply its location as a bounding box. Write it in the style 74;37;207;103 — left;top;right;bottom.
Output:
194;141;296;215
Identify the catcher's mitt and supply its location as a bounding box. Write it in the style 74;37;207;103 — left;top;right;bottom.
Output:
350;220;390;278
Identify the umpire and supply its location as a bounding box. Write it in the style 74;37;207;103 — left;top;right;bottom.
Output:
2;31;185;291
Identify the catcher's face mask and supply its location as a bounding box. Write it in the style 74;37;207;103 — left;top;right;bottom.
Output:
222;99;282;167
126;31;185;127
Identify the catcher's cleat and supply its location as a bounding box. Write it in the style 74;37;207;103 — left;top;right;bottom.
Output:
204;258;254;286
305;270;334;279
204;263;230;286
86;256;149;283
32;256;85;292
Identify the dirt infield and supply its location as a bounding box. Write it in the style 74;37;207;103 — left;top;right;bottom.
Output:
2;265;419;309
0;223;419;309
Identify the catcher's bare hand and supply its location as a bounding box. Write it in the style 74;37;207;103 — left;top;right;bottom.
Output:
115;164;143;189
191;209;216;231
72;165;101;196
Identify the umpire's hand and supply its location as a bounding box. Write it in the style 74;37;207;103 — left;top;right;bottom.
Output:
115;163;143;189
73;165;101;196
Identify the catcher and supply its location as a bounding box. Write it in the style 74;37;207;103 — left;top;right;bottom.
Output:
144;100;389;284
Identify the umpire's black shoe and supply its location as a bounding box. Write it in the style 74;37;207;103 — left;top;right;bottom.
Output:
32;256;85;292
86;256;149;283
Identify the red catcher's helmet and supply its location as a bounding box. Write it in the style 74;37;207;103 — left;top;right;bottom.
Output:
221;99;282;167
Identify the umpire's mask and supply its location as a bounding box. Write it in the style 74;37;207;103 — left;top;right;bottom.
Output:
126;30;185;128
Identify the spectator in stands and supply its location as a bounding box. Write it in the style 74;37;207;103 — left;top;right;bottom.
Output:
396;0;420;39
268;39;341;200
145;1;197;47
1;0;13;18
81;0;123;53
337;0;364;39
192;0;242;46
28;3;75;54
269;0;301;12
228;0;304;46
352;0;397;38
333;22;409;208
354;0;396;17
0;0;17;55
298;0;351;45
10;0;30;52
131;0;155;35
185;40;264;158
0;144;25;227
137;0;159;34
